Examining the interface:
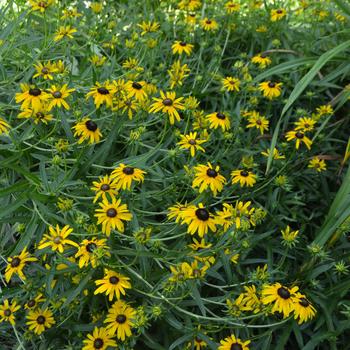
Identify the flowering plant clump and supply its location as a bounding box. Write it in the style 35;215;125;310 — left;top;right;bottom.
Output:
1;0;350;349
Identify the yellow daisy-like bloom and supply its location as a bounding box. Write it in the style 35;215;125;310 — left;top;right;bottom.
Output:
47;84;75;110
178;0;202;11
169;262;193;282
89;54;107;67
104;300;136;341
200;18;218;31
4;247;37;283
188;335;207;350
86;81;116;109
29;0;55;12
261;282;299;318
225;1;240;13
177;132;206;157
149;91;185;125
33;61;58;80
167;202;191;223
270;8;287;22
18;104;53;124
316;104;333;117
24;294;45;310
181;203;218;237
0;300;21;325
172;41;194;56
90;2;103;13
137;21;160;35
251;53;272;69
261;147;285;160
293;293;317;324
61;7;82;19
186;13;197;25
94;198;132;236
26;308;55;335
258;81;283;99
188;238;212;251
192;162;226;196
54;25;77;41
285;130;312;150
75;237;110;268
218;334;251;350
72;118;102;144
91;175;118;203
126;80;148;101
110;163;146;191
15;84;50;112
82;327;117;350
94;269;131;301
206;112;231;131
256;25;268;33
281;225;299;244
38;224;78;253
0;117;10;134
308;157;326;172
222;76;241;92
246;111;269;134
231;169;257;187
294;117;316;132
117;97;139;120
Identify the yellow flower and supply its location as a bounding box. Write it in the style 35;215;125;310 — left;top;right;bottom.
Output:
231;169;257;187
24;294;45;310
218;334;251;350
246;111;269;134
294;117;316;132
258;81;282;99
0;117;10;134
18;104;53;124
89;54;107;67
90;2;103;13
86;81;116;109
177;132;206;157
168;60;190;89
251;53;272;68
192;162;226;196
137;21;160;35
4;247;37;283
225;1;240;13
125;80;148;101
315;104;333;118
149;91;185;125
61;7;82;19
0;300;21;325
47;84;75;110
200;18;218;31
293;293;317;324
15;84;50;112
91;175;118;203
188;238;212;251
94;198;132;236
26;308;55;335
281;225;299;245
172;41;194;56
261;147;285;160
72;118;102;144
167;202;191;223
33;61;58;80
178;0;202;11
206;112;231;131
75;237;110;268
94;269;131;301
29;0;54;12
270;8;287;22
256;25;268;33
38;225;78;253
110;163;146;190
82;327;117;350
54;25;77;41
308;157;326;172
285;130;312;150
222;76;241;92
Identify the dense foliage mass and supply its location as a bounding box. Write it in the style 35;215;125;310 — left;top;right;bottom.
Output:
1;0;350;349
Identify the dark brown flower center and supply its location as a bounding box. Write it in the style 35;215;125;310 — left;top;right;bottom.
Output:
299;298;310;307
277;9;283;14
27;299;36;308
260;54;267;58
256;120;262;125
86;242;97;253
123;166;135;175
240;170;249;177
97;87;109;95
230;344;243;350
93;338;104;349
85;120;98;131
38;1;47;7
4;309;11;317
11;257;21;267
52;91;62;98
101;184;110;191
206;168;218;178
36;112;45;119
295;131;304;139
188;139;196;145
106;208;117;218
216;112;226;120
36;315;46;324
116;314;127;324
53;236;61;244
268;82;276;88
109;276;120;284
29;88;41;96
277;287;290;299
180;41;187;46
41;67;49;74
163;98;173;106
206;20;212;24
195;208;209;221
132;82;142;90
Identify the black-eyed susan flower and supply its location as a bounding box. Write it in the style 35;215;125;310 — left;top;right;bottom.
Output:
218;334;251;350
18;104;53;124
169;262;193;282
251;53;272;68
91;175;118;203
0;300;20;325
94;269;131;301
294;117;316;132
90;2;103;13
75;237;110;268
315;104;333;118
181;203;218;237
172;41;194;56
270;8;287;21
54;25;77;41
26;308;55;335
177;132;206;157
38;224;78;253
261;147;285;160
110;163;146;190
126;80;148;101
188;238;212;251
188;335;207;350
178;0;202;10
225;1;240;13
149;91;185;125
86;81;116;109
29;0;54;12
33;61;58;80
61;7;82;19
200;18;218;31
117;97;139;119
4;247;37;283
168;60;190;89
222;76;241;92
0;117;10;134
308;157;326;172
246;111;269;134
24;294;45;310
104;300;136;341
94;198;132;236
192;162;226;196
285;130;312;150
261;282;299;318
167;202;191;223
137;21;160;35
82;327;117;350
293;293;317;324
206;112;230;131
72;118;102;144
186;12;197;25
15;84;50;112
258;81;283;99
231;169;257;187
47;84;75;110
